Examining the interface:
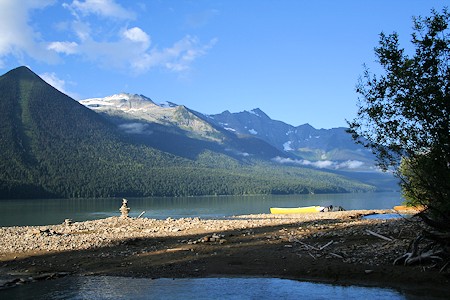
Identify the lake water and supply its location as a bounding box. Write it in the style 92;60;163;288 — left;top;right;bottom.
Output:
1;276;443;300
0;192;403;227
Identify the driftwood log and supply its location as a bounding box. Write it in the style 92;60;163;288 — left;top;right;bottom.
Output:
393;230;450;271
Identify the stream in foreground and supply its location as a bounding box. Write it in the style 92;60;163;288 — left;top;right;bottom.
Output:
1;276;443;300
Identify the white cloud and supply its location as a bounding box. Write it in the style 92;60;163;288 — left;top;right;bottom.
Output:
59;3;217;74
311;160;334;168
47;41;79;54
71;20;91;42
337;160;365;169
131;35;218;74
122;27;150;49
272;157;366;170
165;36;218;72
40;72;79;99
64;0;135;20
40;72;66;92
0;0;216;75
0;0;57;64
118;123;151;134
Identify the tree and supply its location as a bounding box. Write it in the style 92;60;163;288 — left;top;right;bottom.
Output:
348;8;450;267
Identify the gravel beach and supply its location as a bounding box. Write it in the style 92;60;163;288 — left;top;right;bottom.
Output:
0;210;449;295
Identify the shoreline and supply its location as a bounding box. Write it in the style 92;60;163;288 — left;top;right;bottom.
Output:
0;210;449;294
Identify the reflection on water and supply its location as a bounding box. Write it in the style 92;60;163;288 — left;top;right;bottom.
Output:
0;192;403;227
0;276;427;300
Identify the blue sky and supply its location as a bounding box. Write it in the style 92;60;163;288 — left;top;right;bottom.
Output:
0;0;447;129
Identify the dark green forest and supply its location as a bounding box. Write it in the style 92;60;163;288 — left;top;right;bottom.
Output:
0;67;375;199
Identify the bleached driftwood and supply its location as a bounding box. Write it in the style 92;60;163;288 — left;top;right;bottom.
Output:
366;229;393;241
319;240;334;250
295;240;319;250
166;248;191;252
291;237;343;260
439;261;449;273
329;252;344;259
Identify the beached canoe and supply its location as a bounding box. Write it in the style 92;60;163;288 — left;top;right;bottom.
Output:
393;205;425;213
270;206;324;214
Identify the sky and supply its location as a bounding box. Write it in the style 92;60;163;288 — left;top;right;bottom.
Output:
0;0;447;129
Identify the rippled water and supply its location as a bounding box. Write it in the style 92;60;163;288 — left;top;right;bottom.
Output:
0;276;432;300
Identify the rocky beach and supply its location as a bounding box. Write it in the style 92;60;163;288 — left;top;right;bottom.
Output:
0;210;449;296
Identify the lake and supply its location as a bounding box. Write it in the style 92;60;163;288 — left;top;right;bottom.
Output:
0;192;402;227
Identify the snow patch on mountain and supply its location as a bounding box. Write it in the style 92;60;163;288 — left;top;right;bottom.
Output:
286;129;294;135
248;129;257;135
283;141;293;151
81;99;115;109
80;93;178;110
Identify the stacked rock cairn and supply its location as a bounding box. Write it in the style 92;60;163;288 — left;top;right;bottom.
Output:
119;198;130;218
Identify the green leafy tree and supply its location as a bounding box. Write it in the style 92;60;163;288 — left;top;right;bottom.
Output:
348;8;450;266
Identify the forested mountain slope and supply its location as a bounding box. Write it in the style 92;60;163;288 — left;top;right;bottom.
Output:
0;67;376;199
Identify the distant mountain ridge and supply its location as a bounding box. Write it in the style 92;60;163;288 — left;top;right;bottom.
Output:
81;94;376;171
208;109;375;170
0;66;382;199
79;93;286;160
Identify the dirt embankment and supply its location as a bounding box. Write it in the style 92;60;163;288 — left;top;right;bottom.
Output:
0;210;449;294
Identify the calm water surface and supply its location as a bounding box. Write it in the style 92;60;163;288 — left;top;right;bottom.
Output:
0;192;402;227
2;276;440;300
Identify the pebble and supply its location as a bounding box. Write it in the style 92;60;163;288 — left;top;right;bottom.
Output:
0;210;412;262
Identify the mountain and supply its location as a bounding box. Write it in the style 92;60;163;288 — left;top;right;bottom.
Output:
80;93;396;191
0;67;190;198
80;93;223;142
82;94;376;172
208;109;376;170
79;93;286;160
0;66;377;199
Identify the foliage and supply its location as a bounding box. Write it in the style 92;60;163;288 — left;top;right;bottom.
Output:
348;9;450;231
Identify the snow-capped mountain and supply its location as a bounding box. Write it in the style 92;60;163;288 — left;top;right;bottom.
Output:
80;93;223;142
80;94;376;171
80;93;179;111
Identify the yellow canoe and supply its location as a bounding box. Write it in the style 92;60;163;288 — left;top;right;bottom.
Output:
393;205;425;213
270;206;324;214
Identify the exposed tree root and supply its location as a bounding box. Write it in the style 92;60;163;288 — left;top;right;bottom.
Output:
394;232;450;268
